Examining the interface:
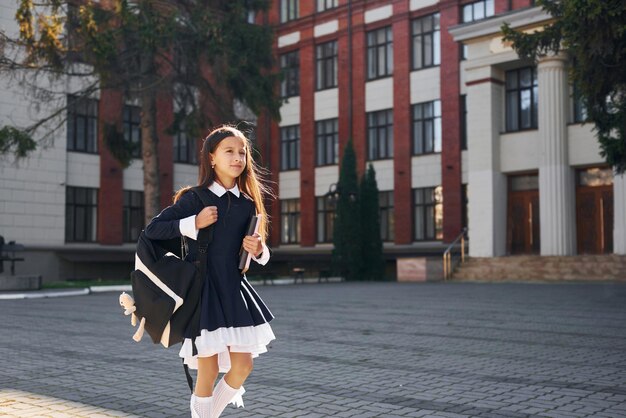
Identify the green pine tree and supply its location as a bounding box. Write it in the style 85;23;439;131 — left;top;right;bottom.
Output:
332;139;362;280
359;164;385;281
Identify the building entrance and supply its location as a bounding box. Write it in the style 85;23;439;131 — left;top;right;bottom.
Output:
507;175;540;255
576;167;613;254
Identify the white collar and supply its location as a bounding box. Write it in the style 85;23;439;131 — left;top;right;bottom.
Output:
209;181;240;198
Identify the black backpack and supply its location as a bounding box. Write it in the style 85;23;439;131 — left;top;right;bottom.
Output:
123;187;214;390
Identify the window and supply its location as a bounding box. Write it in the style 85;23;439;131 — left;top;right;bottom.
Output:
281;199;301;244
173;120;198;164
316;197;335;243
367;26;393;80
66;186;98;243
280;125;300;170
246;10;256;24
317;0;338;12
573;87;588;123
123;104;142;158
506;67;538;131
281;0;299;23
413;186;443;241
577;167;613;187
412;14;440;70
123;190;144;243
460;95;468;150
462;0;495;23
379;191;395;242
367;110;393;160
67;95;98;153
280;50;300;98
316;118;338;166
412;100;442;155
316;41;338;90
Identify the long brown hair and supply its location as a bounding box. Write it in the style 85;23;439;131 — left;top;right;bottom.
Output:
173;125;272;240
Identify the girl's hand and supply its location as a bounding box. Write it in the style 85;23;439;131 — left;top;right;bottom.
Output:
242;233;263;257
195;206;218;229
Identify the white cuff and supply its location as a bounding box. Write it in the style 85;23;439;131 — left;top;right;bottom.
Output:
251;242;270;266
179;215;198;240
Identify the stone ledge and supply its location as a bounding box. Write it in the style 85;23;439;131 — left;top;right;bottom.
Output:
0;275;42;291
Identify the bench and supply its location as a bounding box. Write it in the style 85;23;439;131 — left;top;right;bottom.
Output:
318;269;331;283
0;236;25;276
292;267;306;283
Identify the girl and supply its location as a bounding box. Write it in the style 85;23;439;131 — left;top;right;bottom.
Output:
144;126;275;418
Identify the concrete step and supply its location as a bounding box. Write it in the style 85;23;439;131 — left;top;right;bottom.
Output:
451;255;626;281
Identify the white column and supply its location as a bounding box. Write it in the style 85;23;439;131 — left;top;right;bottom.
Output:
614;173;626;254
466;66;507;257
537;54;576;255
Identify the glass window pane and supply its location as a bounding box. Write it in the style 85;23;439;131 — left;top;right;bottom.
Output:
506;91;519;131
520;68;532;87
434;119;442;153
413;35;423;68
368;48;377;79
368;130;376;160
423;16;432;32
473;2;484;20
434;100;441;117
424;34;433;67
520;89;532;128
463;4;472;22
506;71;518;89
486;0;495;16
414;121;423;154
433;30;440;65
426;205;435;239
415;206;424;240
76;119;86;151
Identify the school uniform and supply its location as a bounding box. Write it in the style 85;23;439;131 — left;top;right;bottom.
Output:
144;182;275;375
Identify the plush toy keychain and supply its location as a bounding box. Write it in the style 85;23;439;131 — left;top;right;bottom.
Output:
119;292;146;342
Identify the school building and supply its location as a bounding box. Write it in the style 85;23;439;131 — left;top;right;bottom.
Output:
256;0;626;268
1;1;625;282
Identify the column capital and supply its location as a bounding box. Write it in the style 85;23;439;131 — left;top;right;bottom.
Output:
537;51;568;69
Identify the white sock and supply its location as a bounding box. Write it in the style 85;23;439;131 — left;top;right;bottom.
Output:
191;394;213;418
211;377;245;417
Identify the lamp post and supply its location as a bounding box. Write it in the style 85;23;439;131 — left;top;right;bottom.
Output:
325;182;357;206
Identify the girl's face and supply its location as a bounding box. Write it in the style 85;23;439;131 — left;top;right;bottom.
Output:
209;136;247;184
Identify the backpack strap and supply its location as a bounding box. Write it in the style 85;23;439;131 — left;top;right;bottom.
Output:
182;186;215;393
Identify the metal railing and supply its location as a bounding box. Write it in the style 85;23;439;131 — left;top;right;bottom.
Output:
443;228;468;280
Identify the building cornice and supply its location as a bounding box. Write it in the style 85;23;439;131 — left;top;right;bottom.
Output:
449;6;551;43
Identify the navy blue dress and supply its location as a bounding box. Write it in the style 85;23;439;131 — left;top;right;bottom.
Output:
144;184;275;372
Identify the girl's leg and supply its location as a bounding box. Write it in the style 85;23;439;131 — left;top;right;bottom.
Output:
225;351;253;388
212;351;253;417
191;355;219;418
196;355;219;396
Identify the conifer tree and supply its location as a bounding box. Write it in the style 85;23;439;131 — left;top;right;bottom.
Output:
0;1;280;222
332;139;362;280
359;164;385;281
501;0;626;173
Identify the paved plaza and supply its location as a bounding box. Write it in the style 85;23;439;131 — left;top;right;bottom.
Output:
1;281;626;417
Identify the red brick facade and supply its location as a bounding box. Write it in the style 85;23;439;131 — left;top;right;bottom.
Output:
97;89;124;245
440;1;462;242
392;2;412;245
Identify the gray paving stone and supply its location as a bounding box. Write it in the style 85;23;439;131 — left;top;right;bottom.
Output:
1;282;626;417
